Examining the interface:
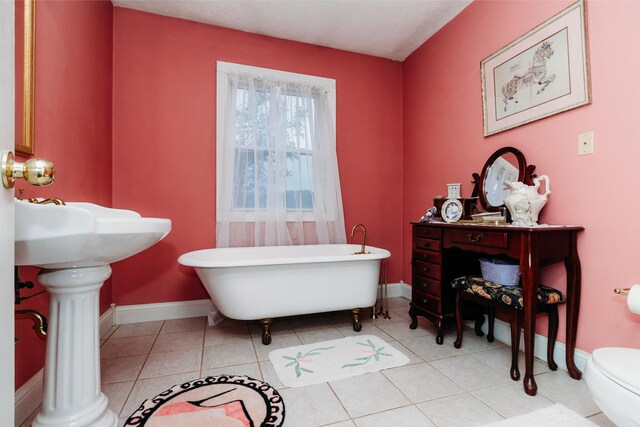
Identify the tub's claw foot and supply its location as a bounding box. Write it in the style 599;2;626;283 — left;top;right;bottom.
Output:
260;318;272;345
351;308;362;332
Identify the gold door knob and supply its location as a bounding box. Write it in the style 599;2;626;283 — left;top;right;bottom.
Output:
2;151;55;189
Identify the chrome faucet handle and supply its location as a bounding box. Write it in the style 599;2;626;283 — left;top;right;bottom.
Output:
2;151;55;189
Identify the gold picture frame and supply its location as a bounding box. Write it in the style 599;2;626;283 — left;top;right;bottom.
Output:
481;0;590;137
16;0;35;156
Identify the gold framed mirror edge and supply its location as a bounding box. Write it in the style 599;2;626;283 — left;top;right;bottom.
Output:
16;0;35;157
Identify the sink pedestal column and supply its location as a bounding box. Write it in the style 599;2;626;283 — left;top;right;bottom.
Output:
33;266;117;427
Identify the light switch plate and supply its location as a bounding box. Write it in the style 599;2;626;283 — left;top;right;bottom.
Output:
578;131;594;155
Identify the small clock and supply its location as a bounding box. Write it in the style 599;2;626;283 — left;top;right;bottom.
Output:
447;183;461;199
441;198;463;223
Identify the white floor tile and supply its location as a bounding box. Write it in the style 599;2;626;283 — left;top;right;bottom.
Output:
259;360;287;390
101;355;146;384
334;322;394;342
296;327;344;344
391;340;426;365
160;316;206;334
278;383;350;426
325;421;357;427
417;392;505;427
111;321;164;339
150;330;204;353
387;297;411;309
535;372;600;417
429;354;511;391
471;346;550;377
202;340;257;369
375;319;433;340
587;412;617;426
354;405;436;427
100;335;156;359
329;372;411;418
388;308;412;321
253;334;303;362
248;318;296;339
398;336;462;362
138;347;202;379
445;326;507;353
382;362;463;403
472;381;554;418
101;381;135;416
204;321;253;346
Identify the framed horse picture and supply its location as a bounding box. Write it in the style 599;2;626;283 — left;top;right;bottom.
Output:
481;0;590;137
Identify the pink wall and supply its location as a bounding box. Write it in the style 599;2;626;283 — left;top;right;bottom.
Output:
111;8;403;305
403;0;640;352
14;0;113;389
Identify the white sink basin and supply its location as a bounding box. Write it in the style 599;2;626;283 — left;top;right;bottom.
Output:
15;200;171;268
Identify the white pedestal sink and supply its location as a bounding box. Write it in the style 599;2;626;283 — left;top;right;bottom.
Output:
15;200;171;427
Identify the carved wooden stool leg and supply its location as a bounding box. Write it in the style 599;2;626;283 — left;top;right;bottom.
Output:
487;307;496;343
454;291;463;349
474;309;485;337
351;308;362;332
510;312;522;381
546;305;559;371
260;318;273;345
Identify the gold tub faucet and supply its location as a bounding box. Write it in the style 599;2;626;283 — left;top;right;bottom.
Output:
351;223;367;254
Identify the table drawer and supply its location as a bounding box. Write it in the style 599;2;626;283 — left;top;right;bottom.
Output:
414;238;442;252
413;249;442;264
413;259;442;280
414;226;442;240
412;290;442;314
413;276;442;297
449;229;509;248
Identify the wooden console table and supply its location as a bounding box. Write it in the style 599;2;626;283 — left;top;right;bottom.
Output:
409;221;584;396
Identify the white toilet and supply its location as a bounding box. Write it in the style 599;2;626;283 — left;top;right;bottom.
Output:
584;347;640;426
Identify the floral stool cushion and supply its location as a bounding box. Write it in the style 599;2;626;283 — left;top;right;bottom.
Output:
451;276;565;310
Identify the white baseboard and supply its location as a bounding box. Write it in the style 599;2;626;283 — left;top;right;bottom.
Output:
14;368;42;427
115;299;214;325
100;305;116;338
481;316;591;372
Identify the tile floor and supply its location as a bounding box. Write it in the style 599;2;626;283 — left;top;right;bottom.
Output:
21;297;616;427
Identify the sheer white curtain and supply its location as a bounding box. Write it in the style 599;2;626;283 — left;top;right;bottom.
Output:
216;63;346;247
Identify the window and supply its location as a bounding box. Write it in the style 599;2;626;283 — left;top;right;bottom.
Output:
233;81;316;211
216;62;346;247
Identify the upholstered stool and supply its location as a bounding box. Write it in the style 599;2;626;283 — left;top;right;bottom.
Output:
451;276;565;381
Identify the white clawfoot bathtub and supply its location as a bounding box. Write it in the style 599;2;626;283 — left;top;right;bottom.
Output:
178;244;391;344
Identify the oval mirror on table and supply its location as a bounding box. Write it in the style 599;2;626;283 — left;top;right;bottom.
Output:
472;147;536;212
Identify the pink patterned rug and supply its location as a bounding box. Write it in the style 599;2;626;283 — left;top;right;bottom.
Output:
123;375;285;426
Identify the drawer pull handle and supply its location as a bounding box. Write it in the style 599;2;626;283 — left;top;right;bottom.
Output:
423;268;429;273
422;254;429;260
467;233;484;243
422;299;428;305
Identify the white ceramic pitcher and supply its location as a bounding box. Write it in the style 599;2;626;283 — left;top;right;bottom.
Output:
503;175;551;227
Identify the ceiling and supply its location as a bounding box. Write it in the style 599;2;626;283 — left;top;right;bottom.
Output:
111;0;472;61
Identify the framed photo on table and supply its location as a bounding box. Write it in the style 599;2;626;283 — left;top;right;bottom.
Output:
481;0;590;136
